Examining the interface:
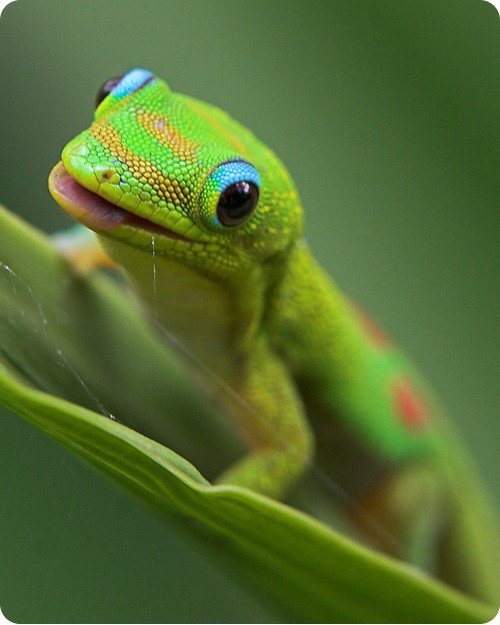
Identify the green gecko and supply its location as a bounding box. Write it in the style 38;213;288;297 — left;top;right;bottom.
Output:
48;68;498;605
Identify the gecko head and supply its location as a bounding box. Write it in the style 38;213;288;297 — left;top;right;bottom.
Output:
49;68;304;281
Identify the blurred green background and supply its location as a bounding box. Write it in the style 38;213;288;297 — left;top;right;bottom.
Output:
0;0;498;622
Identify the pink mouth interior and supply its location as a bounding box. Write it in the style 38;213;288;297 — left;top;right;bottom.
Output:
50;163;188;239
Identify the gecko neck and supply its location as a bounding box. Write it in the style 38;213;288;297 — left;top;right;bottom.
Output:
98;234;267;377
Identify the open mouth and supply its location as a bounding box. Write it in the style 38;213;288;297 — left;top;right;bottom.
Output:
48;162;192;241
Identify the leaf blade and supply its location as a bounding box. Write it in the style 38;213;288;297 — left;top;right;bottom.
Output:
0;361;493;623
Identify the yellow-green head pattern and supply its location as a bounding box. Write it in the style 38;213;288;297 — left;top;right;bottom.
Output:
50;68;303;280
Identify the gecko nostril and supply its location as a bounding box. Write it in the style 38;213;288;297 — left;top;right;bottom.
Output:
96;168;120;186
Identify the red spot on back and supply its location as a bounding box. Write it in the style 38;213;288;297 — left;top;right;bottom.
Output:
392;378;429;429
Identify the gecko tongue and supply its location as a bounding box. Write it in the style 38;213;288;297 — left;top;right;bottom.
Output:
48;162;128;230
49;161;193;241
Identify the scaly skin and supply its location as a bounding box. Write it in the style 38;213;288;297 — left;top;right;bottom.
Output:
48;69;498;604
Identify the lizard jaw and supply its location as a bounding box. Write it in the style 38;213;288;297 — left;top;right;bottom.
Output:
48;161;193;242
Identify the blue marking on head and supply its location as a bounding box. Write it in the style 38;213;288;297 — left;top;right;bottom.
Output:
113;68;155;99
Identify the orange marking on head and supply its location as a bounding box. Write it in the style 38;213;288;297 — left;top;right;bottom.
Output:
90;124;191;206
136;110;198;161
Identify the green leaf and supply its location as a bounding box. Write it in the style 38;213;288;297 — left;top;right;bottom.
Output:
0;205;495;623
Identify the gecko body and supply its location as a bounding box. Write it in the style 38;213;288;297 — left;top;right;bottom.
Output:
49;69;498;604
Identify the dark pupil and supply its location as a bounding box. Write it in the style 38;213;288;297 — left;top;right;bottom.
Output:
95;75;123;108
216;181;259;227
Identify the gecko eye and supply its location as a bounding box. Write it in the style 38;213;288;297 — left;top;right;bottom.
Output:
95;69;155;109
216;181;259;227
95;75;123;108
201;160;260;229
